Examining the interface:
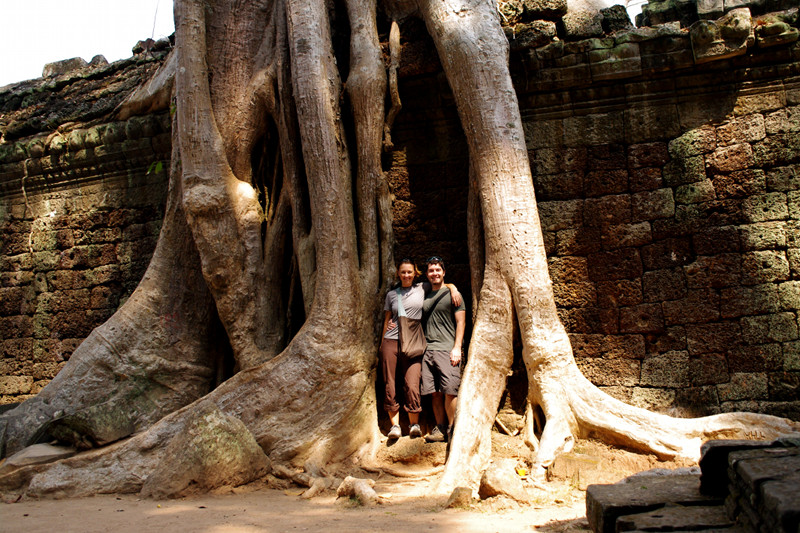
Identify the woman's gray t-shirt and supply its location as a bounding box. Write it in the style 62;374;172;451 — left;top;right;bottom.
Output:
383;282;425;340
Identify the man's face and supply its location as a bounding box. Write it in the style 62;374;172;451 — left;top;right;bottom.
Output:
426;263;444;285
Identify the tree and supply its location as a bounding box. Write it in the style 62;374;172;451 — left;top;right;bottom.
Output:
1;0;797;498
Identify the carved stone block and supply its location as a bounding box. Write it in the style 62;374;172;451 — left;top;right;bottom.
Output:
690;8;754;64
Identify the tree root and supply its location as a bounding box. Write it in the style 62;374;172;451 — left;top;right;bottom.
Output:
337;476;380;505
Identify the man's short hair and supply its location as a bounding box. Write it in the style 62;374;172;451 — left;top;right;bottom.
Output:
426;255;445;270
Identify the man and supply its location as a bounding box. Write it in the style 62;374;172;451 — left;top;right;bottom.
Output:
421;256;466;443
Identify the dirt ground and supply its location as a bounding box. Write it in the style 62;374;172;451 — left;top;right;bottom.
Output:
1;436;696;533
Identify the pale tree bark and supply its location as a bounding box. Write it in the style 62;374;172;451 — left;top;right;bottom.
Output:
2;0;798;501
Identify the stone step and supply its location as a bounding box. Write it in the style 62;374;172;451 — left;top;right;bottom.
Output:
586;474;724;533
586;436;800;533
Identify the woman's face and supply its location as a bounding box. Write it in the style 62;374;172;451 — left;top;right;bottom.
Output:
397;263;415;287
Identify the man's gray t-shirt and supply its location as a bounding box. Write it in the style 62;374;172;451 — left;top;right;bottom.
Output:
383;282;425;340
423;287;465;351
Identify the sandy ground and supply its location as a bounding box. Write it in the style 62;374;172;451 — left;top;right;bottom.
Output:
1;478;589;533
2;437;694;533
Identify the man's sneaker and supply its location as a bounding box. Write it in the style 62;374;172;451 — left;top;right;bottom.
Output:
387;424;402;440
425;425;447;443
409;424;422;438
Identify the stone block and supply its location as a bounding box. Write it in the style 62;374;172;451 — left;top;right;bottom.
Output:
767;106;800;134
690;9;754;65
690;353;730;385
741;192;789;222
721;284;781;318
741;313;799;344
685;254;742;289
693;226;740;255
555;226;603;255
739;221;787;251
585;195;631;226
765;165;799;192
628;143;669;169
0;375;34;395
734;89;787;117
675;385;721;415
553;282;597;307
645;326;688;354
537;199;583;231
577;357;640;387
718;372;768;401
522;0;567;18
669;127;717;159
620;303;665;334
562;9;603;40
585;171;629;198
706;143;756;173
790;190;800;220
686;322;740;355
778;281;800;311
675;179;716;204
643;268;687;302
697;0;724;19
769;371;800;401
140;401;270;499
663;155;707;187
507;21;557;51
600;4;633;33
625;104;682;144
617;504;735;531
741;250;790;285
641;350;690;386
42;57;88;78
631;188;675;221
789;249;800;277
715;114;766;147
699;439;775;496
753;133;800;168
588;144;627;170
533;171;583;200
641;238;693;270
0;315;34;338
728;343;783;372
711;169;767;198
662;289;720;325
755;14;799;48
589;43;641;82
587;248;643;281
563;113;625;147
560;306;619;334
630;387;676;410
601;222;652;249
586;474;718;533
596;279;643;308
629;167;664;192
548;256;589;283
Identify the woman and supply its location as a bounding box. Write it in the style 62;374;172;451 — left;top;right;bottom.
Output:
380;258;460;439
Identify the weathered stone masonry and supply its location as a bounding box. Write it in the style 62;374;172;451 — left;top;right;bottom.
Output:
1;6;798;421
1;54;171;404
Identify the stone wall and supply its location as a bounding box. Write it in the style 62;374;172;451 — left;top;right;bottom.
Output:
0;53;171;405
1;6;798;419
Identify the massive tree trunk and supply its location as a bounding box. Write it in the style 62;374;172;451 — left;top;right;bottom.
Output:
1;0;798;499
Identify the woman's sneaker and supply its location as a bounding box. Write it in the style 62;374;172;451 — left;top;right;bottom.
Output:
409;424;422;438
425;424;447;442
388;424;402;439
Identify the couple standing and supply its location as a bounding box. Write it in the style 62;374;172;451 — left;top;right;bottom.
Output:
380;256;466;442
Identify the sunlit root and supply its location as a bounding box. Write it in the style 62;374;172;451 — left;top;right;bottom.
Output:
337;476;380;505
